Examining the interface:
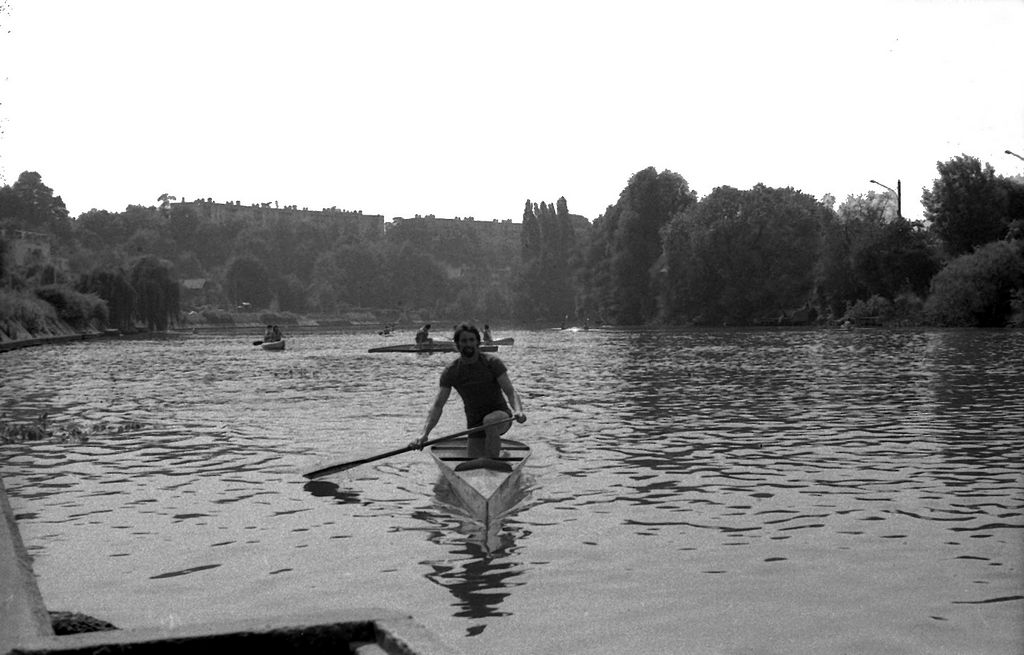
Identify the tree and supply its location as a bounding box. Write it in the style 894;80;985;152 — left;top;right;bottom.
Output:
584;168;696;325
78;267;137;332
224;256;272;308
157;193;177;218
74;209;124;249
272;274;307;313
659;184;829;325
129;256;179;330
922;155;1010;257
167;204;201;252
381;242;449;313
815;192;939;320
1;172;72;247
924;239;1024;326
515;198;580;321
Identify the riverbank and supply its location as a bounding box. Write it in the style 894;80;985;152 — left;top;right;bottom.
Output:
0;316;123;354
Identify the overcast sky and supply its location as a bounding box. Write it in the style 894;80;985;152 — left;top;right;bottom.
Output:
2;0;1022;223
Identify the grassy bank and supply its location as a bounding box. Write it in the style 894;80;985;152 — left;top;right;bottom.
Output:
0;289;83;343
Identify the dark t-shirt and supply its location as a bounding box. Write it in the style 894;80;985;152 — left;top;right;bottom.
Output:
440;354;510;427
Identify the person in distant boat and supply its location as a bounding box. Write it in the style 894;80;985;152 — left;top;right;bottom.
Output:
271;325;282;342
415;323;432;344
263;324;274;342
411;323;526;469
482;324;494;342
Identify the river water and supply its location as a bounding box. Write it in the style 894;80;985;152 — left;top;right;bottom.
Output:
1;327;1022;654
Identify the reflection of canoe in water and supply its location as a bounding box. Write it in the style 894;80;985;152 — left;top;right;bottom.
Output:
483;337;515;346
429;436;531;526
261;339;285;351
367;342;497;353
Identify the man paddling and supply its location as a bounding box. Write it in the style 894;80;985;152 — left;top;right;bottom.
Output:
412;323;526;470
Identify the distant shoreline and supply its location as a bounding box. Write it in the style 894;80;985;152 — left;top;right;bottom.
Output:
0;329;122;354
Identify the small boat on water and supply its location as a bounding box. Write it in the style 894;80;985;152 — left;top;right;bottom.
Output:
368;342;497;354
261;339;286;351
483;337;515;346
429;436;531;525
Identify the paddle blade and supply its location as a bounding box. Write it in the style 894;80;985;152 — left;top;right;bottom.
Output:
252;340;263;346
304;459;364;479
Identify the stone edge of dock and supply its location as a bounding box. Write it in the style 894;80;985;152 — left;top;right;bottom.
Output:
0;476;463;655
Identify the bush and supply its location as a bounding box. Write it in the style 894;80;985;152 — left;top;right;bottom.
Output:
0;288;57;334
1009;289;1024;328
843;292;925;327
890;292;925;327
201;308;235;324
1;271;29;292
924;240;1024;326
843;295;892;325
35;285;108;330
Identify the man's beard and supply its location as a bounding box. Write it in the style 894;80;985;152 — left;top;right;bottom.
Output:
460;345;476;357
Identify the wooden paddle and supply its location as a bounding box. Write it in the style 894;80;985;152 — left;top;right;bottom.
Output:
303;416;514;480
252;340;263;346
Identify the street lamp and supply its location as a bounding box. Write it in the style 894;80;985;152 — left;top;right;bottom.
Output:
1006;149;1024;163
869;178;902;219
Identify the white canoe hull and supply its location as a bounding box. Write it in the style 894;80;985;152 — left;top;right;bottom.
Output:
429;437;531;525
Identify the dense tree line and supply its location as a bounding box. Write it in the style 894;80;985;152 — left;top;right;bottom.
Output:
539;158;1021;328
0;175;521;327
1;153;1022;331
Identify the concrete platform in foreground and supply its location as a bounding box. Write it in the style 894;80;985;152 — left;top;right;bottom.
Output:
1;476;463;655
5;609;463;655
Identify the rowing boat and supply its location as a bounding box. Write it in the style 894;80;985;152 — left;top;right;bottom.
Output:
368;343;497;354
483;337;515;346
261;339;286;351
429;436;531;525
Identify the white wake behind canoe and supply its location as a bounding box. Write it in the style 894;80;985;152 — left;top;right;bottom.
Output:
429;436;531;525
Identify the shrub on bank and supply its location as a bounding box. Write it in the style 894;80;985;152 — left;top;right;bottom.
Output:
1011;289;1024;327
200;308;235;324
0;288;58;337
924;240;1024;327
35;284;108;330
843;292;926;327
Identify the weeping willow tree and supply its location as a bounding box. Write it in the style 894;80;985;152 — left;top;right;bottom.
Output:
77;267;137;332
129;256;179;331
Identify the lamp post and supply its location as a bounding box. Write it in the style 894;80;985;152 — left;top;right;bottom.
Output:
1006;149;1024;163
869;178;902;219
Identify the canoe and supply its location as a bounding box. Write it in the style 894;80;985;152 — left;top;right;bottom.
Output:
483;337;515;346
429;436;531;525
368;343;497;353
261;339;285;351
